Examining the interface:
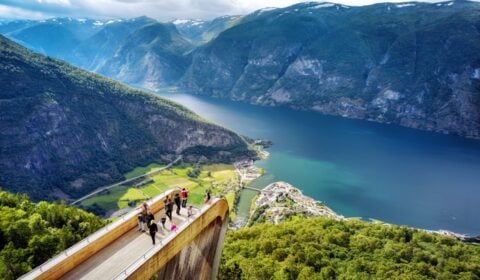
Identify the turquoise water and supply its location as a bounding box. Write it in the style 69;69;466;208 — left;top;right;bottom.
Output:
160;92;480;235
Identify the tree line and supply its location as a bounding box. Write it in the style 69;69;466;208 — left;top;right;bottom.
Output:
0;189;106;279
220;216;480;279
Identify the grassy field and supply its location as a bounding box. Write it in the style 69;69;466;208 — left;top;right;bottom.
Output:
124;163;165;179
80;164;238;217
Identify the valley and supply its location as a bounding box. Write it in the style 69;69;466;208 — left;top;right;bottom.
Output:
0;35;253;201
1;1;480;279
160;91;480;235
2;1;479;139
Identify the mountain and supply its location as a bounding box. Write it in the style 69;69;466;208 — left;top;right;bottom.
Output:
0;17;194;91
172;16;242;45
7;18;104;60
0;35;253;201
71;16;157;71
97;22;194;90
0;20;35;35
182;1;480;138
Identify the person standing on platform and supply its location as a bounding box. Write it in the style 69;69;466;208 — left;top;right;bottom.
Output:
181;188;189;208
137;213;145;232
174;192;181;215
188;205;193;218
160;214;167;229
204;190;211;204
137;201;150;232
146;210;155;226
165;196;173;221
149;220;158;245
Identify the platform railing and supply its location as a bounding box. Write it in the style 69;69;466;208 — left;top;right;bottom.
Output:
19;189;180;280
112;204;205;280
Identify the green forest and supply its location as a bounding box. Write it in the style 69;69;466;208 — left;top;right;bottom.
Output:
2;186;480;280
0;189;106;279
219;216;480;280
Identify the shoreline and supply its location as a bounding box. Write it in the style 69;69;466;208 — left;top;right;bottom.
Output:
237;158;479;242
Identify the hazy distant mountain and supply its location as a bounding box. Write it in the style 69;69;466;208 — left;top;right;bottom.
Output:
7;18;104;60
182;1;480;138
0;19;35;34
97;21;194;90
0;17;191;90
72;16;157;70
172;15;242;44
0;35;252;200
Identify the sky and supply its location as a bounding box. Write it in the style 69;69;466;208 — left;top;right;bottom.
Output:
0;0;463;21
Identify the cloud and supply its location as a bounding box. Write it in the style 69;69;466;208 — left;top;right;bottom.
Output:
36;0;71;5
0;0;302;21
0;4;49;19
0;0;474;21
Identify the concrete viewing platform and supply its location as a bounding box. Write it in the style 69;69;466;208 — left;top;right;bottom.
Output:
20;189;229;280
62;207;193;279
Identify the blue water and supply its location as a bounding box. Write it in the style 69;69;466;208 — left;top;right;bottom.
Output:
159;92;480;235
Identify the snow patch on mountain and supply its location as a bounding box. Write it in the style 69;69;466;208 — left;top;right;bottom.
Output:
310;3;335;9
396;3;416;8
256;7;277;15
172;19;204;26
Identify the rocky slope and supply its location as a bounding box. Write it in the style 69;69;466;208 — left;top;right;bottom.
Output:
0;35;253;200
182;1;480;138
97;21;193;90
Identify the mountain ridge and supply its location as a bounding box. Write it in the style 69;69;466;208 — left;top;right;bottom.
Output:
182;0;480;138
1;2;480;138
0;35;253;201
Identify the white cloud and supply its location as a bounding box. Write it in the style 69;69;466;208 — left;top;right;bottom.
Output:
0;4;49;19
0;0;477;21
36;0;71;5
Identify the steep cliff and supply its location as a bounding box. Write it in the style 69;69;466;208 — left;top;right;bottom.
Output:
182;1;480;138
0;35;253;200
97;22;193;90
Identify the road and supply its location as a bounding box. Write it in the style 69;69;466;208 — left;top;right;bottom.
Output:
71;156;182;205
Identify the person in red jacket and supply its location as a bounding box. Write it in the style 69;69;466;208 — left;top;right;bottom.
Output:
180;188;189;208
